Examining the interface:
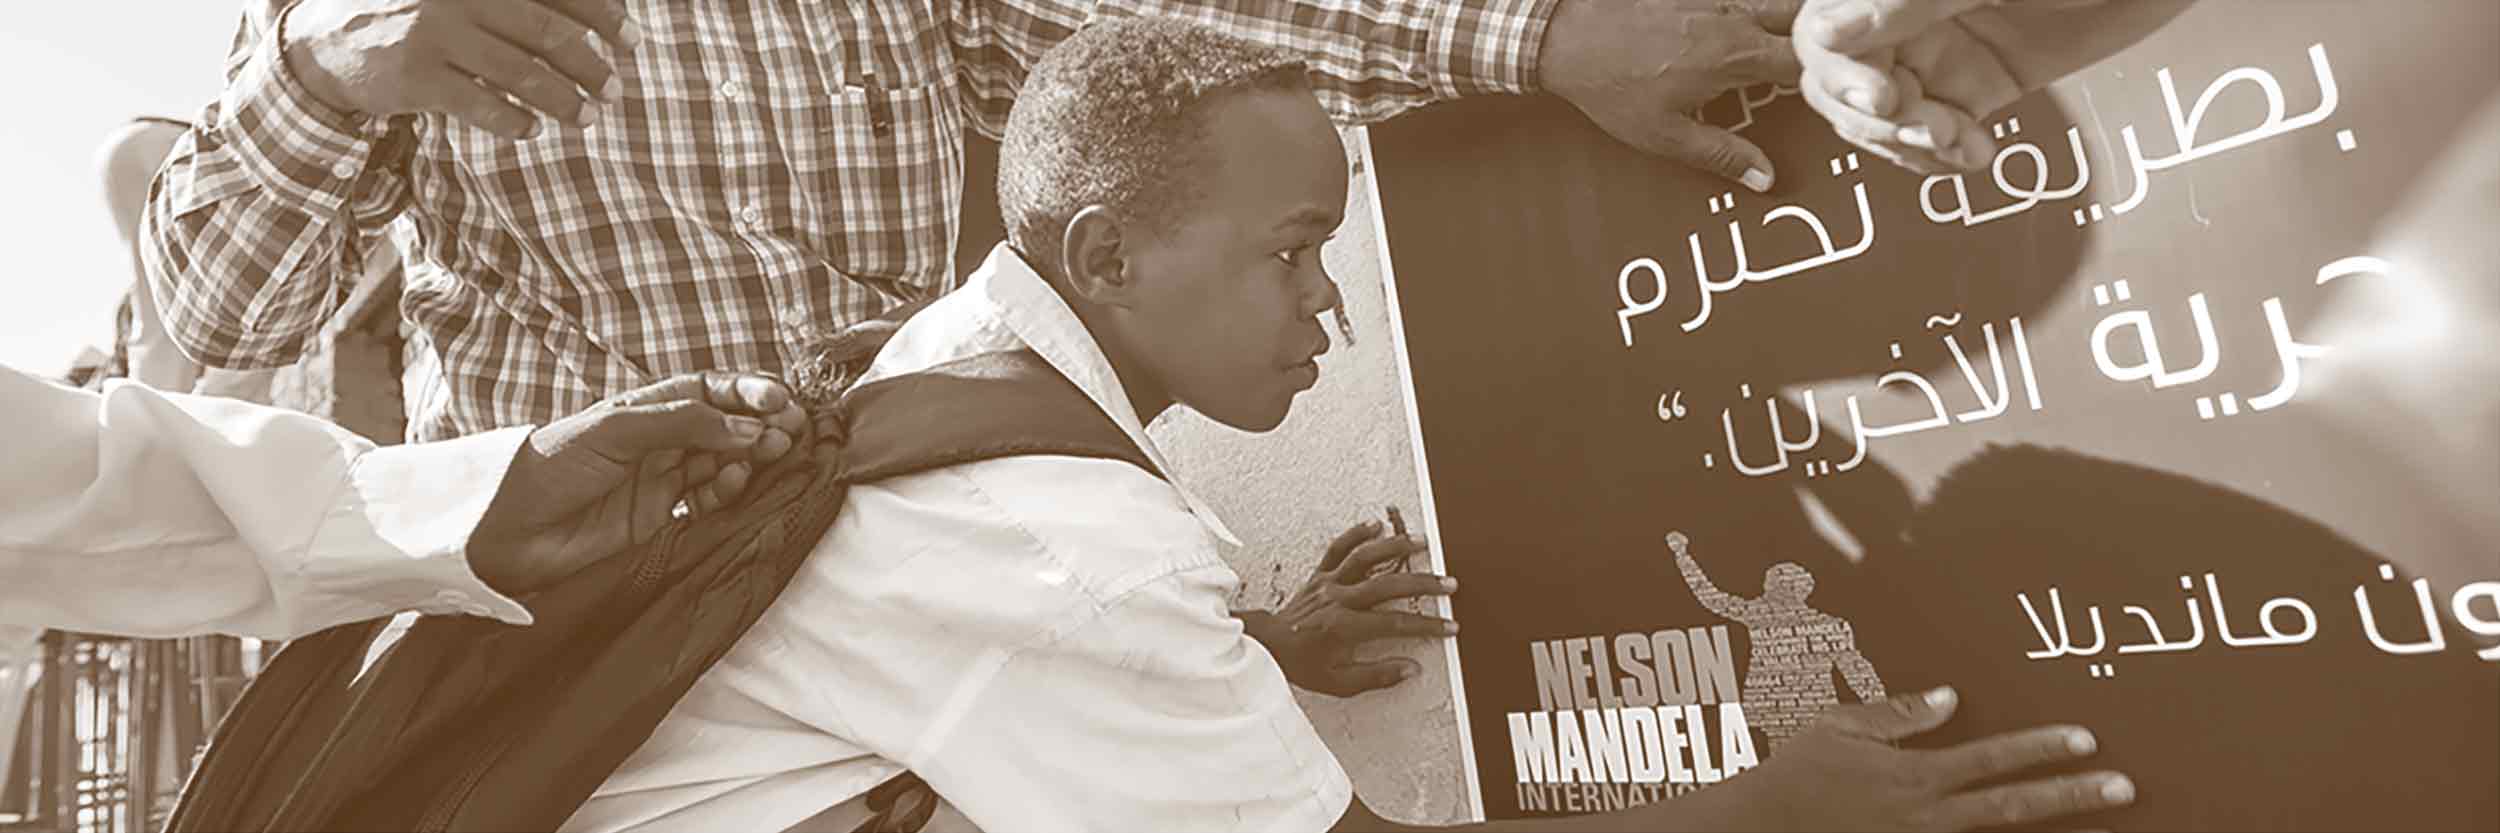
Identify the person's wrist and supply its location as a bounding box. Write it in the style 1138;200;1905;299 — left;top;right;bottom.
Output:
276;2;368;121
1531;0;1598;98
461;438;548;596
463;537;526;596
1236;609;1282;641
1667;768;1784;833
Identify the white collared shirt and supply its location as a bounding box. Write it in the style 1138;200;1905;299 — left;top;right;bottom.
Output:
0;367;532;641
567;245;1351;833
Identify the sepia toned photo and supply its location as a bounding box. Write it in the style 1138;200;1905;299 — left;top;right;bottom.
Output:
1;2;2492;832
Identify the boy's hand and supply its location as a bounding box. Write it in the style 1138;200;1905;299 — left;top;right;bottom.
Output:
1242;520;1459;697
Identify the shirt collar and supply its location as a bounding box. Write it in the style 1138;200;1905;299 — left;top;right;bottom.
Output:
869;244;1243;547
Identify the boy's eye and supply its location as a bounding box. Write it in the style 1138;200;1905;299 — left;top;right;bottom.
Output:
1273;237;1333;268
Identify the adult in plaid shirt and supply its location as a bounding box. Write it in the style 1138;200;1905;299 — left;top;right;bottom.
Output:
140;0;1809;447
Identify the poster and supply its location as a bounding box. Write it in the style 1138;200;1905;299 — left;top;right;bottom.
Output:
1363;2;2500;828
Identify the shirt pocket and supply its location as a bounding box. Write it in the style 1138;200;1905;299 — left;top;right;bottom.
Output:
844;0;953;92
805;3;967;289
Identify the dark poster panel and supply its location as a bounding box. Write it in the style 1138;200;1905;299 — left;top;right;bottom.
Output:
1367;2;2499;828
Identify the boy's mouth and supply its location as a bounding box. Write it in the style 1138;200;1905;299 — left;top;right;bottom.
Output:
1285;338;1327;387
1286;359;1320;390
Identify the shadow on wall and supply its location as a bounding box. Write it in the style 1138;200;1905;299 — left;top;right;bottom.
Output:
1856;443;2499;832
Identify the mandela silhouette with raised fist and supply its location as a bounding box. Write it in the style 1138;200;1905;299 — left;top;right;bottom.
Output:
1669;531;1885;750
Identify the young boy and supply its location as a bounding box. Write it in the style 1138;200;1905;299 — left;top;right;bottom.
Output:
567;17;2133;833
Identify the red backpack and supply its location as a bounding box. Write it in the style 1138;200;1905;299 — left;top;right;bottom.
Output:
165;320;1148;832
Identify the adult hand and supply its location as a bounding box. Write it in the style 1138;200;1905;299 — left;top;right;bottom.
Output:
1734;686;2135;831
467;372;810;594
281;0;642;139
1794;0;2195;174
1792;0;2030;174
1539;0;1806;192
1245;520;1459;697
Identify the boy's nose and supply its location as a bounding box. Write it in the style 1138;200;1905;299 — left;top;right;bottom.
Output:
1308;271;1344;318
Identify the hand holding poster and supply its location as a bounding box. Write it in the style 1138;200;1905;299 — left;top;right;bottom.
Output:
1363;1;2500;828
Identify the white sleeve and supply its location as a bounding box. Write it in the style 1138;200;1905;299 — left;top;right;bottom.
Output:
0;366;532;640
905;565;1355;833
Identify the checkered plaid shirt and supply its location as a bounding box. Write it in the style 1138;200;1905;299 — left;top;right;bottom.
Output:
142;0;1554;441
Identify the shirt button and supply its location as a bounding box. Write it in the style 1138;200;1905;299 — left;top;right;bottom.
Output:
740;204;764;226
720;79;746;99
330;159;358;179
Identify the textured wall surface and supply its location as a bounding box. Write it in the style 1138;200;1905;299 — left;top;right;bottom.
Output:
1146;128;1472;825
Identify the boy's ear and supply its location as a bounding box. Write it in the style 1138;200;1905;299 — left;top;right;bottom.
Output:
1059;205;1138;308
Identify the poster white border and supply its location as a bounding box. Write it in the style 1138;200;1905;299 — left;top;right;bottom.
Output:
1355;125;1487;823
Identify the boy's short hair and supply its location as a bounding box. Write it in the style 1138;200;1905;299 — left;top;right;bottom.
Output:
998;16;1310;275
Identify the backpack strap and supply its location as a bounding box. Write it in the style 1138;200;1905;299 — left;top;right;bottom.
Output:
838;349;1159;484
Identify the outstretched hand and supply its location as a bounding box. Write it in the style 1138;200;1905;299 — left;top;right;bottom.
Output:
466;371;809;594
1244;519;1459;697
1729;686;2135;831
